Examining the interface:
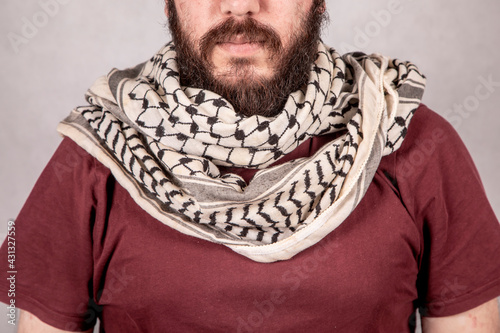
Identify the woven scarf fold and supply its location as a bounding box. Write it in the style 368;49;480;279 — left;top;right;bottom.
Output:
58;42;425;262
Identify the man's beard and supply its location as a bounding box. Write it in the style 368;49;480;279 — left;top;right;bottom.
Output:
167;1;326;117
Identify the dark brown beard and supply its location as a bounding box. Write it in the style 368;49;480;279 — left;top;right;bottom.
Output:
167;1;326;117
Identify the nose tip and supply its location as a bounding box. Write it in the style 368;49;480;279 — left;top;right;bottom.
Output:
220;0;260;17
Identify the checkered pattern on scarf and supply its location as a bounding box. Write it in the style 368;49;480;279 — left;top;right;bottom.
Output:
59;42;425;248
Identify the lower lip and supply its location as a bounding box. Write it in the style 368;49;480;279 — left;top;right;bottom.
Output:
217;42;264;57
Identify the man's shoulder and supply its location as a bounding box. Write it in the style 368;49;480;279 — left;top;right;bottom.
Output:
379;103;468;184
396;103;463;159
48;136;111;184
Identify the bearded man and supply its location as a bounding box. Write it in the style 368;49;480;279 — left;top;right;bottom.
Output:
3;0;500;332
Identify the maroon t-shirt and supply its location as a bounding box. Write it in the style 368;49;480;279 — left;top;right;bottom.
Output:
1;105;500;332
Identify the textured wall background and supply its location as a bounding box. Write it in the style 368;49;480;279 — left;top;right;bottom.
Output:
0;0;499;331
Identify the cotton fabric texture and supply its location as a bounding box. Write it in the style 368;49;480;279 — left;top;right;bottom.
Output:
58;42;426;262
2;106;500;332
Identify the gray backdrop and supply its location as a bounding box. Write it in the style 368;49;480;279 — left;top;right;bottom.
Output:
1;0;499;332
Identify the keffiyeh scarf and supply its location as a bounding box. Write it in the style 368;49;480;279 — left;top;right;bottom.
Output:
58;42;425;262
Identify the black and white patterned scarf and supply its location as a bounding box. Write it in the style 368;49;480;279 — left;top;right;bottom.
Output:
58;42;425;262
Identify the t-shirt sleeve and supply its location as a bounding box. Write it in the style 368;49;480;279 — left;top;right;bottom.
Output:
395;105;500;317
0;138;99;331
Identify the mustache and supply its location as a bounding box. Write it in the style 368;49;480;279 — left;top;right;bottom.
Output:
199;17;283;62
